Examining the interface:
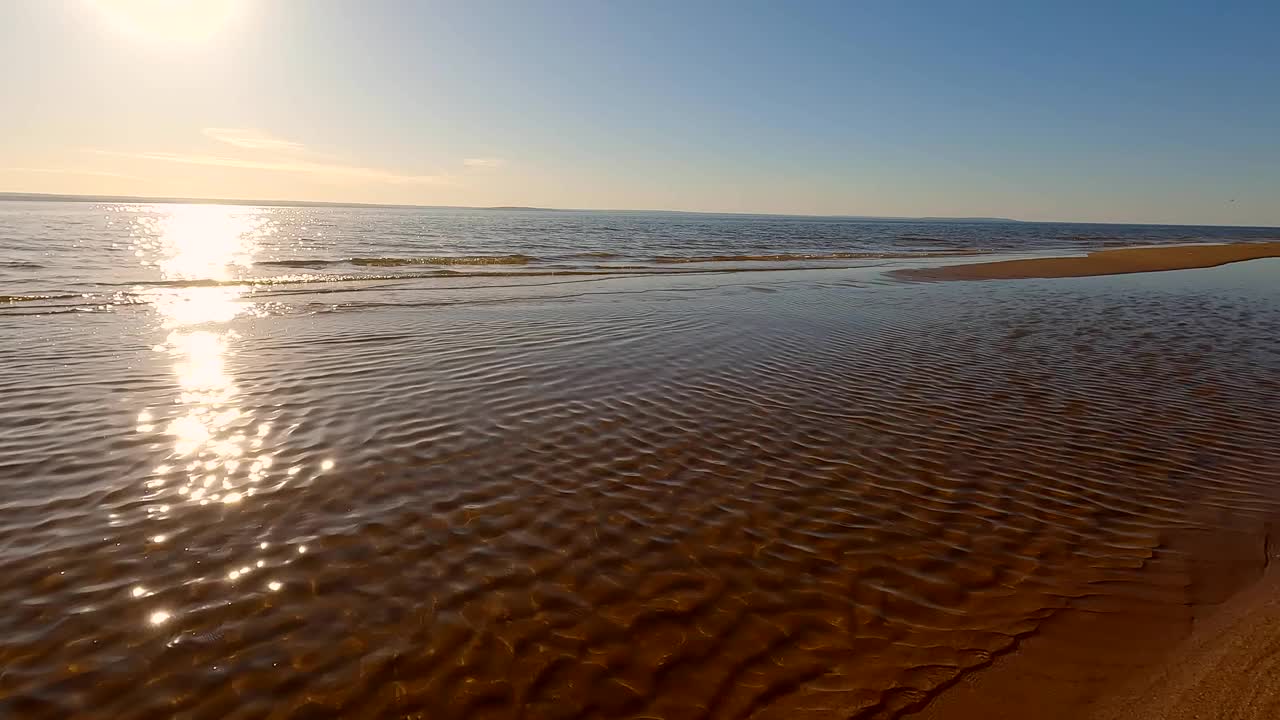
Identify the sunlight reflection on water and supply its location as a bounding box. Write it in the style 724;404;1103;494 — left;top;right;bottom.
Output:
129;205;296;625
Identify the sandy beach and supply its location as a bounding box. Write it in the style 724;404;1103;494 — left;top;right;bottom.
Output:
893;241;1280;281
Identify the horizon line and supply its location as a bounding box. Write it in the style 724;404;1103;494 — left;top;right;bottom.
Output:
2;190;1277;230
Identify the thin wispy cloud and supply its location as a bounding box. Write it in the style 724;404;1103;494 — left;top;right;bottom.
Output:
463;157;503;168
4;167;139;180
202;127;307;152
87;149;454;185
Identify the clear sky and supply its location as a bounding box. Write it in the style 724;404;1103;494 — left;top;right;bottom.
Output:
2;1;1277;224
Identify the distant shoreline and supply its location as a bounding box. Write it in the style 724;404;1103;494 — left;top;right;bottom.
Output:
7;191;1279;229
0;191;1020;224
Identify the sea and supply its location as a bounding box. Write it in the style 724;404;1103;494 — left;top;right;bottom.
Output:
2;201;1277;311
1;199;1278;719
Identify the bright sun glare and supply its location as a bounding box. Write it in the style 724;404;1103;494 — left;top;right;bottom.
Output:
90;0;245;43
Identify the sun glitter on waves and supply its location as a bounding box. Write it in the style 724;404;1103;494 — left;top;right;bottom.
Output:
127;203;293;626
129;204;281;517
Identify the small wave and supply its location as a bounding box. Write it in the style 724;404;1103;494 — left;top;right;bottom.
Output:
116;273;450;289
84;255;967;296
652;251;979;263
257;255;534;268
0;293;82;303
571;252;622;259
1062;235;1130;242
89;266;839;296
96;269;637;292
0;261;46;270
257;259;343;269
350;255;532;266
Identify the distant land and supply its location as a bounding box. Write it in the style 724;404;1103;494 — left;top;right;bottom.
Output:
0;191;1021;223
0;191;535;213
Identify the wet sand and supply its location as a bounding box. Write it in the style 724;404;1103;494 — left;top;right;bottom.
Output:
1091;548;1280;720
907;523;1278;719
892;241;1280;281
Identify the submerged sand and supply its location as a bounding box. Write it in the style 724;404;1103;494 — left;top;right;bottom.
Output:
5;237;1280;718
893;241;1280;281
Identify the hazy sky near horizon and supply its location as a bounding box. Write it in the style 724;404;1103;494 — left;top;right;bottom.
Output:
2;1;1278;224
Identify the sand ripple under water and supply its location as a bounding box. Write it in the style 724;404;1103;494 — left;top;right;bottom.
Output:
0;259;1278;718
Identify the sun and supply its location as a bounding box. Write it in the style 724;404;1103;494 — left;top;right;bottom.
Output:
89;0;246;44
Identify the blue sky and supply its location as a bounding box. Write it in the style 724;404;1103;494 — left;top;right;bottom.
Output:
2;1;1277;224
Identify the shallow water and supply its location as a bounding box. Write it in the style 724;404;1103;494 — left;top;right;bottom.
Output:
1;203;1278;718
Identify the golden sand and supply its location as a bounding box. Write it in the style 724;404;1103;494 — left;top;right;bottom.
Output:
893;241;1280;281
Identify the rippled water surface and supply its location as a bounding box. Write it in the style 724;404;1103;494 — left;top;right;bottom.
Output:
1;201;1278;718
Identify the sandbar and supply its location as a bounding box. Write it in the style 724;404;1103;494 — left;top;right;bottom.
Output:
893;241;1280;281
